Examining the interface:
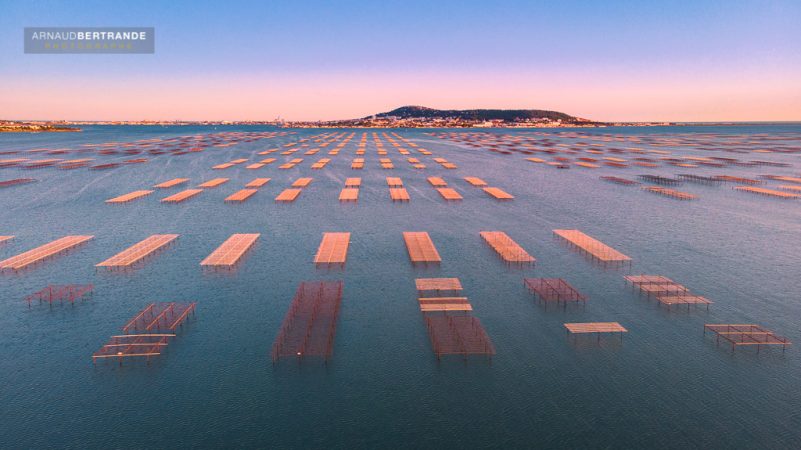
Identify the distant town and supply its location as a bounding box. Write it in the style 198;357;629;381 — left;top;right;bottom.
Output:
287;116;599;129
286;106;674;128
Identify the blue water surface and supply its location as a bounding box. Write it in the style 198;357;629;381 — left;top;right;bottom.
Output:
1;125;800;449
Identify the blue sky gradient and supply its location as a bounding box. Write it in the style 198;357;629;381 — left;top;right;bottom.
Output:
1;0;799;120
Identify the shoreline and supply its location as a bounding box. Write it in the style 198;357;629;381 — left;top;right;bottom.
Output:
0;126;81;133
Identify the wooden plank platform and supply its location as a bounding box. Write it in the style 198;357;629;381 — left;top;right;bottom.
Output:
200;233;259;268
427;177;447;187
345;177;361;187
245;178;270;188
96;234;179;269
389;187;410;202
480;231;535;265
436;187;463;201
624;275;675;286
0;235;94;271
602;176;639;185
713;175;762;184
0;160;30;169
292;177;313;188
23;158;62;168
644;186;697;200
0;178;36;187
735;186;799;199
106;190;154;204
464;177;487;187
483;187;514;200
403;232;441;265
638;283;689;297
420;303;473;312
313;232;351;267
553;229;631;265
0;236;13;244
417;296;470;304
656;295;712;308
311;158;331;169
154;178;189;188
386;177;403;187
416;278;462;293
161;189;203;203
225;189;258;203
198;178;229;188
275;188;302;203
764;175;801;184
339;188;359;202
60;159;97;169
564;322;627;334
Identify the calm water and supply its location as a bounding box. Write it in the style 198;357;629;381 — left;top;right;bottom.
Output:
1;125;800;449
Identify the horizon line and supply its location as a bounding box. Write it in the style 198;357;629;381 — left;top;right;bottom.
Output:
5;118;801;125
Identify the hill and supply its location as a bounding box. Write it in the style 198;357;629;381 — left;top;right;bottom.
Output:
285;105;601;128
372;105;582;123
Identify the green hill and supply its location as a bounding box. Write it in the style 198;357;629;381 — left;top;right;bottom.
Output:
372;105;582;122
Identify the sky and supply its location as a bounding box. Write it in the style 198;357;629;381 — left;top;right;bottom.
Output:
1;0;800;122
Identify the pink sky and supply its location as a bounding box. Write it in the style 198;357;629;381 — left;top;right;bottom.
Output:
2;69;800;122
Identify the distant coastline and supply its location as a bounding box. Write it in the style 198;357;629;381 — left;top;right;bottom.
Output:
2;115;798;131
0;121;81;133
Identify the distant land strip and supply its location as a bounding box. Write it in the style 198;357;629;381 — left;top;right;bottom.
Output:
0;121;81;133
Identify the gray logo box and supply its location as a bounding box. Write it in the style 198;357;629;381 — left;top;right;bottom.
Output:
24;27;154;54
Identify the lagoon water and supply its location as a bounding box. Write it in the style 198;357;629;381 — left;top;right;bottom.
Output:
1;125;801;449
